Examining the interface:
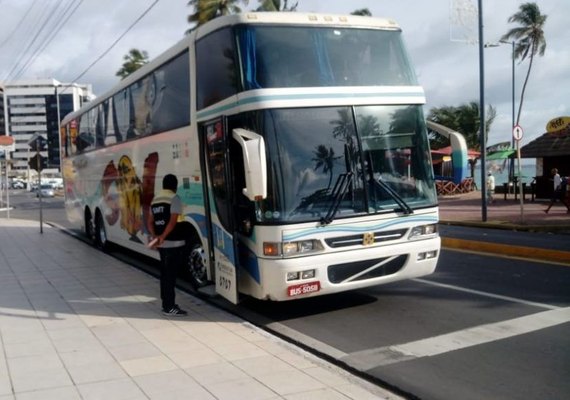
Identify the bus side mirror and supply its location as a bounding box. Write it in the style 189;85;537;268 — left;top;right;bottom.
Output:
232;128;267;201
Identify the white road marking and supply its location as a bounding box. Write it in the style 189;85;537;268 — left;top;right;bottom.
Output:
341;307;570;370
413;278;561;310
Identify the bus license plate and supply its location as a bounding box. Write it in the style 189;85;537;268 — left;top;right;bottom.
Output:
287;281;320;297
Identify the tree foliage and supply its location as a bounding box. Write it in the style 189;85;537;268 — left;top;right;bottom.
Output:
187;0;247;33
427;102;497;151
500;2;547;126
351;8;371;16
116;49;149;80
256;0;298;11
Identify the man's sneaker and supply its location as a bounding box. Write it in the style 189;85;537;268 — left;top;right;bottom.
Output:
162;305;188;316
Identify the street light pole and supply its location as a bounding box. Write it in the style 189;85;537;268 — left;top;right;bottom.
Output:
477;0;487;222
55;84;62;172
501;40;516;182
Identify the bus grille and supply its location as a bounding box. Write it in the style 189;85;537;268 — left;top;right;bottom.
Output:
324;228;408;248
327;255;407;284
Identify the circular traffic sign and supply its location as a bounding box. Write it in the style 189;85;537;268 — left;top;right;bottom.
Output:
513;125;523;141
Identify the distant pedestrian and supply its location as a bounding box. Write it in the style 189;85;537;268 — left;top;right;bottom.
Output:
486;171;495;204
146;174;188;316
544;168;570;214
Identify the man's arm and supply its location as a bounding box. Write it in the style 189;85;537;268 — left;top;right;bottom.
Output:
146;209;156;238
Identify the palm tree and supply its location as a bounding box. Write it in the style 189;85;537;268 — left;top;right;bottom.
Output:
312;145;339;190
116;49;149;79
187;0;247;33
428;102;496;178
428;102;496;151
500;2;547;126
256;0;298;11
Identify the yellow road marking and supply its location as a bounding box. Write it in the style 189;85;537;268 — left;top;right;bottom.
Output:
441;237;570;266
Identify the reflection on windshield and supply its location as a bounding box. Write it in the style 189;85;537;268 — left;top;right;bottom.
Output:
237;25;417;89
242;105;436;224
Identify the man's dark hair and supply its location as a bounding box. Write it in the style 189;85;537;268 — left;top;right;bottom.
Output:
163;174;178;191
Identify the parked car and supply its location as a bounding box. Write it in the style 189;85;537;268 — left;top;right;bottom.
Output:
36;184;55;198
11;180;26;189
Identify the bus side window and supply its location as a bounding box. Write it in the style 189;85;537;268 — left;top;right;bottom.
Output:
148;51;190;134
112;89;129;142
196;27;238;110
95;103;106;148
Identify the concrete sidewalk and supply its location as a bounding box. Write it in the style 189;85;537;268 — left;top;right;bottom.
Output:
438;190;570;232
0;219;397;400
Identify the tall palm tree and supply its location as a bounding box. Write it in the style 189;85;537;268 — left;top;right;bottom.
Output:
116;49;149;80
187;0;247;33
256;0;298;11
500;2;547;126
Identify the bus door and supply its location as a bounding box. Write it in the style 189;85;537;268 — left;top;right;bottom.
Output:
202;118;240;304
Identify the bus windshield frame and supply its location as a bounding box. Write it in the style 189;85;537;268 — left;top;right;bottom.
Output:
236;24;418;89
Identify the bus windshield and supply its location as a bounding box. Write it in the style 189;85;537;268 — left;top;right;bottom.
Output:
242;105;437;224
237;25;417;89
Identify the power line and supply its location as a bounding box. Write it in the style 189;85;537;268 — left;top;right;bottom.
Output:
67;0;160;85
2;1;61;81
0;0;37;50
11;0;84;81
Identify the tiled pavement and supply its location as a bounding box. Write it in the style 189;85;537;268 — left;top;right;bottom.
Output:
0;218;398;400
438;190;570;230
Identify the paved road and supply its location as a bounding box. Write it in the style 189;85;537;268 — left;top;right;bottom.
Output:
238;249;570;400
3;190;569;399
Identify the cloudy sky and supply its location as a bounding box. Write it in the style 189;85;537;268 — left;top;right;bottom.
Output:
0;0;567;147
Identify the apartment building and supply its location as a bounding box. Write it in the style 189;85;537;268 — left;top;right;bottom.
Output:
2;79;93;175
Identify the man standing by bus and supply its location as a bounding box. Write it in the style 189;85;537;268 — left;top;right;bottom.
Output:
147;174;188;316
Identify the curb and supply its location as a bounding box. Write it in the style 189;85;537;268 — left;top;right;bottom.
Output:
440;220;570;233
441;237;570;265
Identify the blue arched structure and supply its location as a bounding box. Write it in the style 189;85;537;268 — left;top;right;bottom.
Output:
427;121;468;184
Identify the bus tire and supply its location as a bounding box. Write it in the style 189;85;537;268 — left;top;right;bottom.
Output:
85;209;95;243
186;242;208;289
95;211;110;251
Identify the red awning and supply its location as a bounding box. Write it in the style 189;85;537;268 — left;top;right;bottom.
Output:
431;146;480;159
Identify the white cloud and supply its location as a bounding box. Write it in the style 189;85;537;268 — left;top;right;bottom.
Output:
1;0;566;146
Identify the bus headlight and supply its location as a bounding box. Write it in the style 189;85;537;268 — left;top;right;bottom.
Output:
264;240;324;257
408;224;438;240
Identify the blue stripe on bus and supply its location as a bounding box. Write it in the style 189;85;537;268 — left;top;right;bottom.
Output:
282;216;438;242
238;244;260;283
197;90;425;119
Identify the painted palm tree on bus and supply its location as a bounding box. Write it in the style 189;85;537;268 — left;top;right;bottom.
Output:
500;2;547;127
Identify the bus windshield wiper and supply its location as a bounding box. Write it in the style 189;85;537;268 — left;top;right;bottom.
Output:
374;178;413;215
321;172;354;225
365;152;412;215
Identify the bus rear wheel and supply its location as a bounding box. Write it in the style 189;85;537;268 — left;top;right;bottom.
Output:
85;210;95;242
186;243;208;289
95;212;109;251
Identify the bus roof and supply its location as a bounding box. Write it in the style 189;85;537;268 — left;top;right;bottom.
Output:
61;12;402;125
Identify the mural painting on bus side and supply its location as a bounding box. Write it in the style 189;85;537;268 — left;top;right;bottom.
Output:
101;152;159;243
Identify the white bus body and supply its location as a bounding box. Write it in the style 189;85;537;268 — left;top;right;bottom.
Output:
61;13;440;303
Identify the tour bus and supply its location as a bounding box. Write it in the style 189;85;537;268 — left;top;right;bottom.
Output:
60;12;440;304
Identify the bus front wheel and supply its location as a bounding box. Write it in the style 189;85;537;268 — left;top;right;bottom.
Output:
186;243;208;289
